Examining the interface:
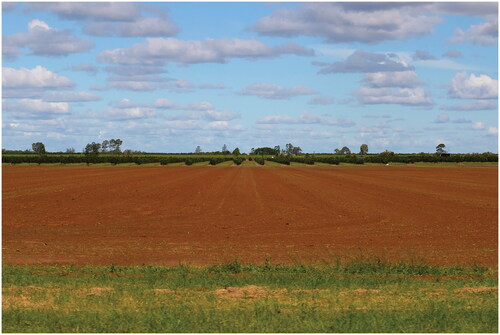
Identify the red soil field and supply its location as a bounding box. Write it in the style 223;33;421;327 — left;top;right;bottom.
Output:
2;165;498;267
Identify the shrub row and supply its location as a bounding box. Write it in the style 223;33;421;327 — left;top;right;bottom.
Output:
232;157;245;165
3;152;497;165
253;157;265;165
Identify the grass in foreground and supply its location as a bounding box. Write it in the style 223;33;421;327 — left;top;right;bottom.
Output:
2;260;497;333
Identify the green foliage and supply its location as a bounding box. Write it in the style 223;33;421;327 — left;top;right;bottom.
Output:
31;142;46;155
253;157;265;165
2;262;497;333
253;147;278;155
232;156;244;165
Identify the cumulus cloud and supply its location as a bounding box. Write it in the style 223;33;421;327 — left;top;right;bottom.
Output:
241;82;316;99
28;2;141;21
487;127;498;135
84;17;179;37
448;72;498;99
318;50;413;74
412;50;437;61
252;3;441;44
450;18;498;45
3;20;94;58
91;107;157;121
442;50;463;58
168;110;240;122
43;91;101;102
440;100;497;111
355;87;433;106
363;71;422;88
308;96;335;105
257;111;355;127
3;99;70;119
355;68;432;106
97;38;314;65
3;66;74;94
104;65;166;76
154;98;214;111
471;121;485;130
28;2;179;38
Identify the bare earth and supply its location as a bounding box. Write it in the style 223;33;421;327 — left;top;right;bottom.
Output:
2;165;497;266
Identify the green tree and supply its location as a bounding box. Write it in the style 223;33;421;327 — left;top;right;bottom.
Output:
84;142;101;156
360;144;368;155
222;144;229;155
31;142;46;155
232;147;241;155
65;148;75;154
436;143;447;154
109;139;123;153
195;146;202;154
291;146;302;155
101;140;110;152
340;146;351;155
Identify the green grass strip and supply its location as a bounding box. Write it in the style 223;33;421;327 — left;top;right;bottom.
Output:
3;260;497;333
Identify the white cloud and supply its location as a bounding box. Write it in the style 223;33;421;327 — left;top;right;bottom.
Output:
3;20;94;58
3;99;70;119
43;91;101;102
92;107;157;121
448;72;498;99
450;18;498;46
257;111;355;127
487;127;498;135
363;71;422;88
471;122;485;130
241;82;316;99
97;38;314;65
252;3;441;44
3;65;74;89
28;2;141;21
318;50;413;74
355;87;433;106
84;17;179;37
440;100;497;111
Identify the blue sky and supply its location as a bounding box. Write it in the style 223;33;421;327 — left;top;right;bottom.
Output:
2;2;498;153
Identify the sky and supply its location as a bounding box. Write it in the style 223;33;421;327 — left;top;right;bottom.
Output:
2;1;498;154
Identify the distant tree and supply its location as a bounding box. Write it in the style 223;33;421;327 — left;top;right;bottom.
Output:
31;142;46;155
253;147;276;155
232;147;241;155
195;146;202;154
334;148;340;155
101;140;110;152
123;149;133;156
84;142;101;156
291;146;302;155
340;146;351;155
274;145;281;156
66;147;75;154
436;143;447;154
109;139;123;153
285;143;294;155
360;144;368;155
250;148;255;155
222;144;229;155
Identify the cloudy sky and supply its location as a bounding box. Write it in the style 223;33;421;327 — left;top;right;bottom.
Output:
2;2;498;153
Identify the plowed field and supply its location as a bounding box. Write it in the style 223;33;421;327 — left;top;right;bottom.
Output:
3;165;497;266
